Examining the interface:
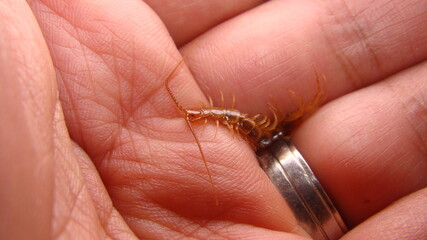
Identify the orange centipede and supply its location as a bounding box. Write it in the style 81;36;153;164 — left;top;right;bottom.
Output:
165;55;325;204
184;72;325;151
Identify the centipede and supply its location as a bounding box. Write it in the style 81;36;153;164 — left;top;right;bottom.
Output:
165;55;325;205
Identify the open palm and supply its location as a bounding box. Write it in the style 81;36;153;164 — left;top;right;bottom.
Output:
1;0;426;239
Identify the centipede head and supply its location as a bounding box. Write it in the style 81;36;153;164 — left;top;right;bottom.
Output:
185;108;204;121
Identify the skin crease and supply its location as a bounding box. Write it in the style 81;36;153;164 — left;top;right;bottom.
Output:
0;0;426;239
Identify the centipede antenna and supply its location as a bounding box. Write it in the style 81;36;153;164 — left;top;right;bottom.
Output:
184;115;219;206
164;41;218;205
165;57;187;111
164;40;200;110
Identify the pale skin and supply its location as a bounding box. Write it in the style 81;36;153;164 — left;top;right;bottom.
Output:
1;0;426;239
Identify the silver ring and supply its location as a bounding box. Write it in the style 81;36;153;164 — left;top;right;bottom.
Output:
257;138;347;240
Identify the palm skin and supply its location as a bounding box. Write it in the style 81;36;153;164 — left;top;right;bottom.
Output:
1;0;426;239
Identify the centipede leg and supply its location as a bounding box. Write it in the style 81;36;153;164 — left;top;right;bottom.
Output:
251;114;260;121
235;123;240;137
220;90;224;108
260;117;271;129
304;71;327;113
284;89;306;123
284;70;326;124
201;118;208;135
265;106;278;131
268;95;285;120
208;95;214;107
257;115;268;126
223;121;235;138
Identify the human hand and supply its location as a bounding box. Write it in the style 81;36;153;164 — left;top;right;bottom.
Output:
1;0;426;239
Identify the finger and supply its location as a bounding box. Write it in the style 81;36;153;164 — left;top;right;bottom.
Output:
182;0;427;115
293;60;427;227
1;1;134;239
71;143;138;239
342;188;427;240
0;0;56;238
144;0;265;46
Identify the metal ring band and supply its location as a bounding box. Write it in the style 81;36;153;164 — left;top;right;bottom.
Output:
257;138;348;240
